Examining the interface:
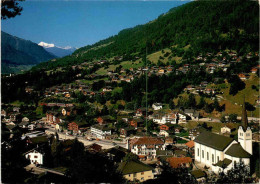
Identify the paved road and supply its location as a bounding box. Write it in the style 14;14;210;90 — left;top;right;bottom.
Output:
45;129;127;149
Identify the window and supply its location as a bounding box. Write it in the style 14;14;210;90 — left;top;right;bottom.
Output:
28;155;31;158
217;156;219;162
202;150;204;158
197;148;199;156
207;152;209;160
34;156;38;158
212;154;214;163
141;172;144;175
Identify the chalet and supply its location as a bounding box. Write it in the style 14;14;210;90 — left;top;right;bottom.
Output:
19;121;29;128
129;118;144;129
185;85;195;91
68;122;79;133
22;117;29;122
177;112;190;123
118;160;154;182
96;116;113;125
102;86;113;92
9;113;19;121
13;107;20;112
184;109;200;120
204;88;215;95
251;67;258;74
85;143;102;153
191;170;206;183
120;127;135;137
221;126;231;134
159;124;174;137
153;113;177;125
1;109;7;117
127;137;166;159
166;157;192;169
238;73;248;81
24;148;44;165
152;103;163;110
135;108;146;117
90;124;112;139
104;146;129;163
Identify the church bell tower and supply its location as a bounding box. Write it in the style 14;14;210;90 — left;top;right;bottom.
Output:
237;98;252;155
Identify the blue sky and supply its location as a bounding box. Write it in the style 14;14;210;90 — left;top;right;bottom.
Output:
2;1;188;48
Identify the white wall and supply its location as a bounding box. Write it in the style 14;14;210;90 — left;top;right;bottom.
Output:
26;151;43;165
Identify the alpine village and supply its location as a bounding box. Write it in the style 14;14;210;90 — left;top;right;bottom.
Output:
1;0;260;183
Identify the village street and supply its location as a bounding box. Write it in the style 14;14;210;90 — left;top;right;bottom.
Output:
45;128;127;149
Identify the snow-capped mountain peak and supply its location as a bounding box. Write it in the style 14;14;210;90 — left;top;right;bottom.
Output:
38;42;55;48
38;41;77;57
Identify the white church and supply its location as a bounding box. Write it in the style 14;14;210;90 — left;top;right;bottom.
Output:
194;102;252;174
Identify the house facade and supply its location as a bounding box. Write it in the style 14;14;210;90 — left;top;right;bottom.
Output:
127;137;166;159
118;160;154;182
25;149;44;165
90;124;112;139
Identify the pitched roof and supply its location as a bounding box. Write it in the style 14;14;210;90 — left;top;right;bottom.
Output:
185;140;194;148
166;157;192;168
191;170;206;179
132;137;164;146
213;158;232;168
118;160;153;175
194;131;233;151
30;136;49;144
225;144;251;158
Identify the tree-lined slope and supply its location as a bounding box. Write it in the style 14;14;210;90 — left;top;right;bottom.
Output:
1;31;56;73
33;0;259;70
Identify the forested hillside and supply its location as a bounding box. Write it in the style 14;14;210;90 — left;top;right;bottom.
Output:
1;31;56;73
33;0;259;70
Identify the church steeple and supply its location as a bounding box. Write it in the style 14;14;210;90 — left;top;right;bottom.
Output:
237;95;252;155
241;96;248;131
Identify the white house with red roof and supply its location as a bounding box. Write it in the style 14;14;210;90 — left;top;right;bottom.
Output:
127;137;166;159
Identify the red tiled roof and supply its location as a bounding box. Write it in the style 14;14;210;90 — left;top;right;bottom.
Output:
132;137;164;146
166;157;192;168
185;140;194;148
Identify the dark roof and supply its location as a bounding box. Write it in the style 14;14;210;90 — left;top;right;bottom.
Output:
118;160;153;175
225;144;251;158
213;158;232;168
191;170;206;179
30;136;49;144
194;131;233;151
19;121;29;126
156;150;174;156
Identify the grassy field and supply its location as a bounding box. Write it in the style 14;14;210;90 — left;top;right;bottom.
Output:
219;74;259;117
95;60;143;75
180;121;240;134
147;48;182;64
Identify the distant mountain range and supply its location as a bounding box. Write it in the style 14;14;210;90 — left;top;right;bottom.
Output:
38;42;77;58
1;31;56;74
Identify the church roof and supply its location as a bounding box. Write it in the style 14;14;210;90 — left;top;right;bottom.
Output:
225;143;251;158
194;131;233;151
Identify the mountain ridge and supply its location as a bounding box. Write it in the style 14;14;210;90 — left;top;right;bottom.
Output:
1;31;56;73
38;41;77;57
32;0;259;71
